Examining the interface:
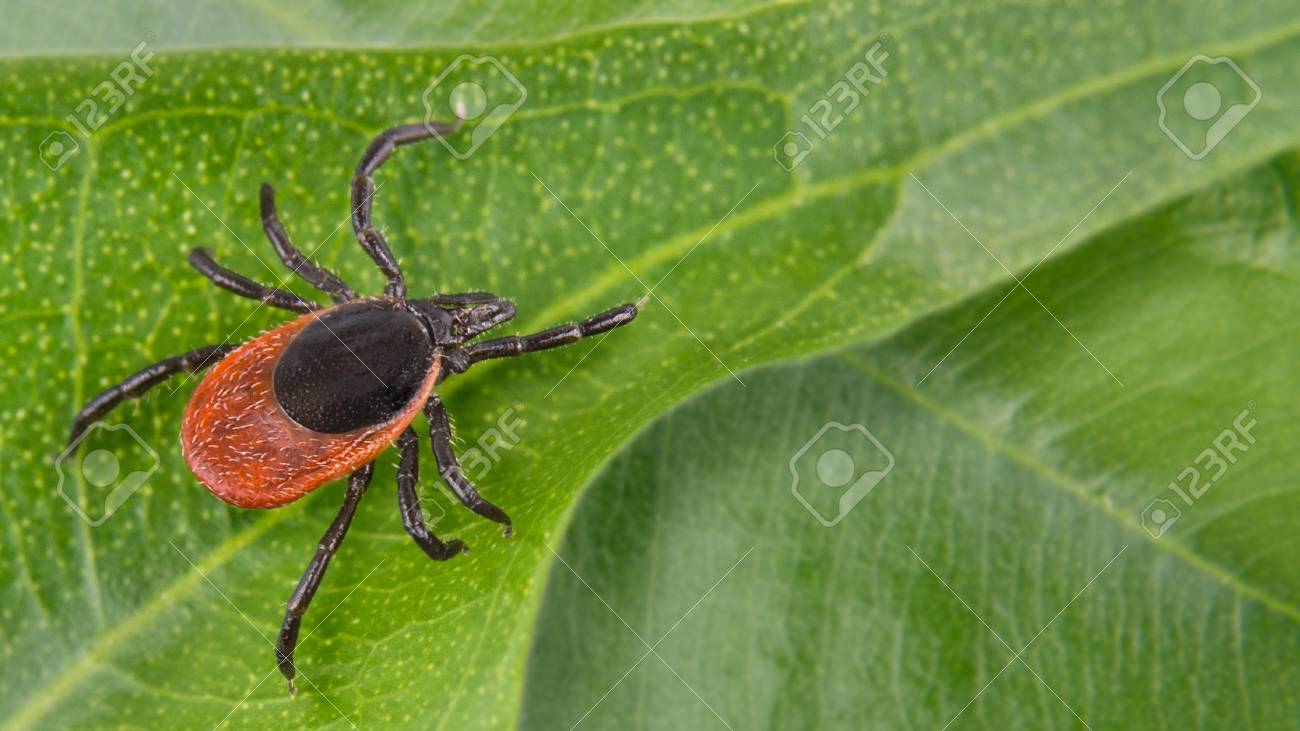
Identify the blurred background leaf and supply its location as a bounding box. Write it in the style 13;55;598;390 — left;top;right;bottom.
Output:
524;160;1300;729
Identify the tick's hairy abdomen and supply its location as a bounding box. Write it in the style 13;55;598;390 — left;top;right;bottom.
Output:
180;300;439;509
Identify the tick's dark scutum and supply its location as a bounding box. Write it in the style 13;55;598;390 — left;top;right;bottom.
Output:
273;300;434;433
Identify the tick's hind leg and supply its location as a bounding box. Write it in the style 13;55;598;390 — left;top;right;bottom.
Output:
188;248;316;314
441;302;639;380
259;183;357;303
425;395;513;534
396;428;467;561
69;344;237;449
276;462;374;695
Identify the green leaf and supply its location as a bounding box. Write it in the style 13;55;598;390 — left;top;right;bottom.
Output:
522;157;1300;729
1;2;1297;729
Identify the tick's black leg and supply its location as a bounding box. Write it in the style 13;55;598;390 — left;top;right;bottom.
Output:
259;183;357;303
424;394;513;534
396;428;467;561
276;462;374;696
188;248;317;314
441;303;638;380
350;121;462;297
351;121;462;234
69;344;238;449
357;228;406;298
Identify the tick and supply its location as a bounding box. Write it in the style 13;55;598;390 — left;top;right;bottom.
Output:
67;120;638;693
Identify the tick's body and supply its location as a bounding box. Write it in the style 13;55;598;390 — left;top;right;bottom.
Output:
182;298;440;509
67;121;638;693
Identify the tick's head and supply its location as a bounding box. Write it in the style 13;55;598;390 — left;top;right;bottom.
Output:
450;297;516;341
408;294;516;346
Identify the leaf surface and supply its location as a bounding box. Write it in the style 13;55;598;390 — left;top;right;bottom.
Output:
0;2;1296;729
523;158;1300;729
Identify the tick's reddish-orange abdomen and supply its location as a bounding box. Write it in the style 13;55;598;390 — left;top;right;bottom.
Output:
180;304;439;509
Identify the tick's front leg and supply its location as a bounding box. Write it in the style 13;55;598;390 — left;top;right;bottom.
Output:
440;302;639;381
